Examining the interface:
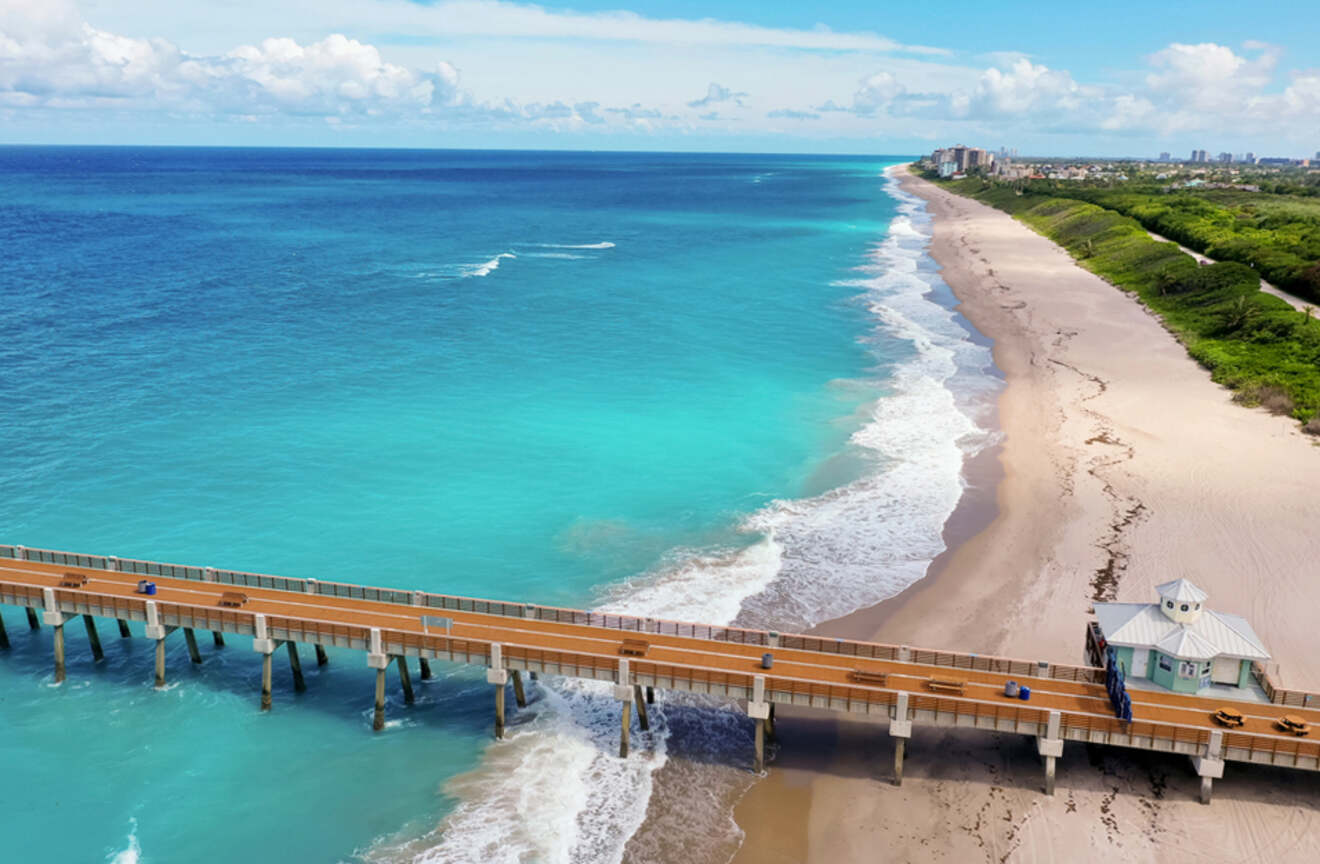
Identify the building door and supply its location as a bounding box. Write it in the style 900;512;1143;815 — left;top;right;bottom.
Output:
1130;649;1149;677
1211;656;1240;685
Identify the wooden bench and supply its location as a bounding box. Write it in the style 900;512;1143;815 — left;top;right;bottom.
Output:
619;638;650;657
848;669;888;685
926;676;966;695
218;591;249;608
59;572;89;588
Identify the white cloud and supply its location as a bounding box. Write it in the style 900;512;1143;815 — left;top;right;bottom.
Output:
0;1;458;116
687;82;747;108
954;58;1084;118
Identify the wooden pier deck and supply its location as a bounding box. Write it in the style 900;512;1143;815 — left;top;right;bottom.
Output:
2;543;1318;803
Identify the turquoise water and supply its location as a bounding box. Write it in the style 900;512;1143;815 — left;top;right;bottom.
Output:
0;148;975;862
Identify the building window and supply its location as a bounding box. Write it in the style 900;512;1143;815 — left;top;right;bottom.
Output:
1181;604;1189;612
1179;661;1198;677
1166;600;1174;609
1159;655;1173;672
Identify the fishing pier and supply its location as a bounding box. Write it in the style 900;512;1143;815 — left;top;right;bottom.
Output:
2;543;1318;804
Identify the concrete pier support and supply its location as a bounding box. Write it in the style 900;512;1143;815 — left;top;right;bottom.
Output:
891;692;912;786
487;643;509;740
26;607;40;630
754;718;766;773
212;631;225;648
418;657;432;679
53;622;66;684
530;671;538;682
184;628;202;664
619;700;632;758
1037;710;1064;796
766;703;776;740
315;644;328;665
118;619;132;638
512;670;527;708
646;685;654;704
1192;730;1225;805
288;642;306;693
634;685;650;732
373;667;387;731
396;655;413;704
154;638;167;689
261;651;273;711
83;615;104;662
0;614;8;650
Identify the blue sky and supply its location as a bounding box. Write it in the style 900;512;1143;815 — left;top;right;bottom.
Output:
2;0;1318;155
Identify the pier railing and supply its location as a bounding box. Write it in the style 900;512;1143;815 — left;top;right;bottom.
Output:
1251;661;1317;708
1;542;1103;684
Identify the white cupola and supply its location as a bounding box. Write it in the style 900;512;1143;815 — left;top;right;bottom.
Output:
1155;578;1207;624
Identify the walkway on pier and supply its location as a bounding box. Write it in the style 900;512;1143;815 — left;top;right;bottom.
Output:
2;545;1318;803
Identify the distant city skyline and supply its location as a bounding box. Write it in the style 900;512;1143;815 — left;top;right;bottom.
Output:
2;0;1319;155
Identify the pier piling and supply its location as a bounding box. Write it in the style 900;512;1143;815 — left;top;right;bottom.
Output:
495;681;506;740
891;692;912;786
0;614;8;650
620;700;632;758
117;619;131;638
288;642;306;693
212;631;225;648
1043;755;1057;796
893;738;906;785
154;637;166;688
418;657;431;679
315;644;328;666
646;685;654;705
26;607;39;630
184;628;202;664
512;670;526;708
83;615;103;662
396;655;413;704
53;622;66;684
634;685;650;732
373;667;387;731
529;671;538;682
754;718;765;773
766;704;776;740
260;650;273;710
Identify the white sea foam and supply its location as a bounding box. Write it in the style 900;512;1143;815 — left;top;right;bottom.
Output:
372;165;1000;864
463;253;516;278
107;818;140;864
536;242;616;249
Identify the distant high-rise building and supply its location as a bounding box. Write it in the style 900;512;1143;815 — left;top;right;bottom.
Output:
1218;152;1233;163
1245;152;1256;164
1189;149;1208;163
1159;152;1171;162
1315;150;1319;162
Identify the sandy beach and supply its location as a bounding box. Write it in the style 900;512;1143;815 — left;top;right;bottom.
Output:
723;166;1320;864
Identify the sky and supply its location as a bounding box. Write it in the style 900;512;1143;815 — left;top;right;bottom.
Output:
1;0;1318;156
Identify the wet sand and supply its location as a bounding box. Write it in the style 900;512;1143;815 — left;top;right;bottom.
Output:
722;166;1320;863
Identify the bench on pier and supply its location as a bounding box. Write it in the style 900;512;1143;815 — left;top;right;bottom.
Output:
926;676;966;695
218;591;249;608
619;638;650;657
59;572;89;588
848;669;888;685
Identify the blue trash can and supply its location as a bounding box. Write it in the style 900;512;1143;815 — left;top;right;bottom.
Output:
1018;685;1031;701
761;653;774;670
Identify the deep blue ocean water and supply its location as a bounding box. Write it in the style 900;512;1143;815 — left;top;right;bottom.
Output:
0;147;994;863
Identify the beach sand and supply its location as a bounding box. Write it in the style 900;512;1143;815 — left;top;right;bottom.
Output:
719;166;1320;863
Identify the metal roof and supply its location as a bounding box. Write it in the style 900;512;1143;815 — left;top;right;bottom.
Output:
1094;602;1269;661
1155;578;1208;604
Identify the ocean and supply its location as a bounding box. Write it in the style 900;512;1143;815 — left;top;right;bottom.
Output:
0;147;998;863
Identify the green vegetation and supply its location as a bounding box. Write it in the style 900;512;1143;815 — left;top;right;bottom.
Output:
928;172;1320;425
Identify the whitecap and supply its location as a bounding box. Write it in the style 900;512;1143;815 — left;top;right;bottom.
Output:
463;253;516;278
535;242;615;250
107;818;141;864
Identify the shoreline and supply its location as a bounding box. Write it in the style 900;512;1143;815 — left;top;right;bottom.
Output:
723;165;1320;863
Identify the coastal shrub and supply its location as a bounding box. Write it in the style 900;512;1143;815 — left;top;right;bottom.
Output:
1305;416;1320;436
929;170;1320;424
